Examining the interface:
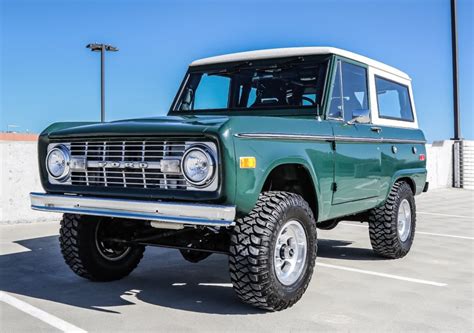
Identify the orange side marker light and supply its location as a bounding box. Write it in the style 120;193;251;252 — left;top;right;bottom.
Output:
240;157;256;169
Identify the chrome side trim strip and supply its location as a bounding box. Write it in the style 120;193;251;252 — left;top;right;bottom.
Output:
30;192;236;227
335;136;426;144
378;138;427;144
235;133;333;141
235;133;426;144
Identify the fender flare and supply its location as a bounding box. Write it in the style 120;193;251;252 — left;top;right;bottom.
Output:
258;157;323;220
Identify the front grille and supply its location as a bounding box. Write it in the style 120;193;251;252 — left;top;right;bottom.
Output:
69;139;188;189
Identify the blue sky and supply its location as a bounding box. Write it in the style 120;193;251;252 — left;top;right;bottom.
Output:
1;0;472;141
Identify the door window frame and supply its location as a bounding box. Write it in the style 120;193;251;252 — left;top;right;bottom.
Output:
324;56;372;123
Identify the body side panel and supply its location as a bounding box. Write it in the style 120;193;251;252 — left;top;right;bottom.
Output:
368;65;427;197
379;125;427;197
229;116;334;221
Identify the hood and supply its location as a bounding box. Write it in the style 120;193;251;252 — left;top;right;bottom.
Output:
44;116;231;139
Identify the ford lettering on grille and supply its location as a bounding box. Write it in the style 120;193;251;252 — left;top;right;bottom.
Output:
68;139;188;189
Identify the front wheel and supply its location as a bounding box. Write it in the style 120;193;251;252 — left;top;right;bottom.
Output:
229;191;317;311
59;214;145;281
368;182;416;259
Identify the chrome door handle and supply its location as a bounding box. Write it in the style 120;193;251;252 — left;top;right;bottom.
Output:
371;126;382;133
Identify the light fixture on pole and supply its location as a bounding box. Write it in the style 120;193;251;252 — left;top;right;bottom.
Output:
7;124;20;133
86;43;119;122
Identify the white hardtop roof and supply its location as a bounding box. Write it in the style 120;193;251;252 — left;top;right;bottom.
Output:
190;47;410;79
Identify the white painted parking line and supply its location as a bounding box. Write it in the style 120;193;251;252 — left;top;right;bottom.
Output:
0;291;86;333
198;283;233;287
415;231;474;240
418;211;473;219
339;222;474;240
316;262;447;287
339;222;366;228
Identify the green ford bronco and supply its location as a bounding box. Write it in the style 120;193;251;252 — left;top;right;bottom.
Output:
31;47;428;311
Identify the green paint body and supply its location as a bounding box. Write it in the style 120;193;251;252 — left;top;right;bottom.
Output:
38;113;426;222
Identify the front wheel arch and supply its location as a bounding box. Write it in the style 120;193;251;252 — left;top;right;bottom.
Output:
260;162;320;221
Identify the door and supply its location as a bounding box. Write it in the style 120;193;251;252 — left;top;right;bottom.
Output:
328;59;382;204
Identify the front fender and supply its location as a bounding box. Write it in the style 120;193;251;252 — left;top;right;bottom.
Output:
232;136;333;219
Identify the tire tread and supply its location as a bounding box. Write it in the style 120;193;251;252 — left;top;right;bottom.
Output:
229;191;317;311
368;182;416;259
59;214;144;281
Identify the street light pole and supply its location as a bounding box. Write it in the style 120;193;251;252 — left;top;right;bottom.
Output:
450;0;461;140
86;43;119;122
101;44;105;122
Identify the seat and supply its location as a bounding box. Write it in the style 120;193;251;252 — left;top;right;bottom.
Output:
251;79;288;108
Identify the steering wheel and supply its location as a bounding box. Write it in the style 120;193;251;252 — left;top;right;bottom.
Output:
301;96;316;105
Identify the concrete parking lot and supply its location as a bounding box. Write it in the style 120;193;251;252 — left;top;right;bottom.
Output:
0;188;473;332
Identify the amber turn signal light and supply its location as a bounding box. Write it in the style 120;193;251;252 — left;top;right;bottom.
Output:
240;157;256;169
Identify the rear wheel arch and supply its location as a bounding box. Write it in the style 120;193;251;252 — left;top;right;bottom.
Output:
389;168;427;197
393;176;416;194
261;163;319;220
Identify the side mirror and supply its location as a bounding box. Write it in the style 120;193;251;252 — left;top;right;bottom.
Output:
347;109;371;125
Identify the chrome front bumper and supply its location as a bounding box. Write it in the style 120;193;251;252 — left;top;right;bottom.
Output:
30;192;236;227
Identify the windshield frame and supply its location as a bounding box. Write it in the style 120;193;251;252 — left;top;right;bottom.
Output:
168;55;331;117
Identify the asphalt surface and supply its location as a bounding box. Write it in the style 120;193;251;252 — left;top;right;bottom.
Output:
0;188;473;332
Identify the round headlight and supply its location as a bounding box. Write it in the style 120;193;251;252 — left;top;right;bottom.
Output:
181;145;215;187
46;145;70;181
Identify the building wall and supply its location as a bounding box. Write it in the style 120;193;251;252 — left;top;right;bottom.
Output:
0;139;469;223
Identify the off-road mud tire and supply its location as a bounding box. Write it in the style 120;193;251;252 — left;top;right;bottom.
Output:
59;214;145;281
229;191;317;311
368;182;416;259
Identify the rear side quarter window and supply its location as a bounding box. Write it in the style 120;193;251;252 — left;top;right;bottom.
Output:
375;76;414;122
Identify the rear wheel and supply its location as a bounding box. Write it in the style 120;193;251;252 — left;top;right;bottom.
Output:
368;182;416;259
229;191;317;311
59;214;145;281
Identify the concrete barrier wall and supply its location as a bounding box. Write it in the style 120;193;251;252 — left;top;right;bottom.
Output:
426;140;455;189
0;139;467;224
461;140;474;190
0;141;61;223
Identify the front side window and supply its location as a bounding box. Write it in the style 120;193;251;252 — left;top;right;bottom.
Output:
328;60;369;122
375;76;414;121
173;57;328;113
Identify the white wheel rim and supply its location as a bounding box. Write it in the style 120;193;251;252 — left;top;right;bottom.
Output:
397;199;412;242
274;220;307;286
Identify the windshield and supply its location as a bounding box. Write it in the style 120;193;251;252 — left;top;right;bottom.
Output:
172;56;328;114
